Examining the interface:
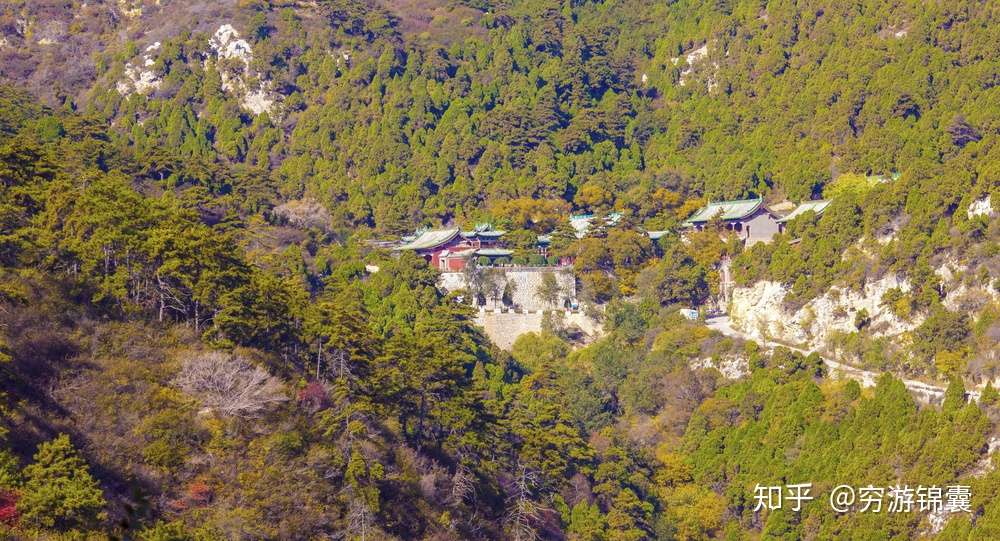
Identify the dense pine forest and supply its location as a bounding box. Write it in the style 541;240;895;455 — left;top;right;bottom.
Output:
0;0;999;539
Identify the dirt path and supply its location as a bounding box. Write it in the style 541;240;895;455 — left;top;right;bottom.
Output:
704;316;971;404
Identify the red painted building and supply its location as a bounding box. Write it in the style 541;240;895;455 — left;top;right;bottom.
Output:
396;227;511;271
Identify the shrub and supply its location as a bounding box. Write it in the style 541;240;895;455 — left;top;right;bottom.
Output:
175;352;286;417
911;306;969;363
0;490;18;526
297;381;330;413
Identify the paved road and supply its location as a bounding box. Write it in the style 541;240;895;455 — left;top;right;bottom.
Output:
704;316;968;404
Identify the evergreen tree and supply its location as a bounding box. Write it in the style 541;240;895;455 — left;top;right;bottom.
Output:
18;435;106;531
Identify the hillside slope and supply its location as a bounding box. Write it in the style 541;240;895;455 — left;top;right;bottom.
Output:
4;1;999;231
1;1;1000;539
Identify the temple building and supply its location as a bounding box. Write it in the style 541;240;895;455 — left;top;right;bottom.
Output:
395;225;512;271
683;197;780;245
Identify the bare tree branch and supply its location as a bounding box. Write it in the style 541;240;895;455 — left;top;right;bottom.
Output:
175;351;287;417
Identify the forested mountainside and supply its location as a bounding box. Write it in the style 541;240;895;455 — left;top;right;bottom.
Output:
5;0;998;228
1;0;1000;539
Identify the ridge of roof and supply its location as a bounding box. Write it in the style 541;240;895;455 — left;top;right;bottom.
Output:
396;228;460;251
684;197;763;224
776;199;832;223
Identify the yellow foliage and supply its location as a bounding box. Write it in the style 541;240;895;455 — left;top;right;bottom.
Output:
653;445;693;486
935;348;968;376
658;484;726;541
652;324;710;353
677;197;706;221
491;197;570;231
575;182;613;211
823;172;879;198
652;188;683;209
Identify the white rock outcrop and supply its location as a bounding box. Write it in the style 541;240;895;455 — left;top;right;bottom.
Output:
117;42;162;95
936;258;1000;311
729;275;920;351
968;195;994;219
208;24;280;116
691;354;748;379
677;43;708;87
118;24;280;116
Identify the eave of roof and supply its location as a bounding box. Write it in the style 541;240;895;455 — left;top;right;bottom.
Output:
441;248;477;258
776;200;831;223
475;248;514;257
462;230;506;238
396;228;460;251
683;197;763;225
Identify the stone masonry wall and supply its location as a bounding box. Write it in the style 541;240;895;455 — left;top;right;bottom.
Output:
440;267;576;312
439;268;599;349
474;310;601;350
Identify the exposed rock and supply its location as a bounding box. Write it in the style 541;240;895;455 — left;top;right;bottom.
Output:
35;20;66;46
971;437;1000;478
936;258;999;311
678;42;708;87
207;24;281;116
116;42;162;95
879;23;910;40
334;48;351;67
686;42;709;63
117;0;143;19
934;257;967;284
116;23;281;115
272;198;331;231
968;195;994;219
242;88;278;117
209;24;253;65
729;275;920;351
691;354;748;379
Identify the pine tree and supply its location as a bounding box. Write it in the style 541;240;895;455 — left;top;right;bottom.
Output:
18;434;106;530
942;376;967;415
605;488;652;541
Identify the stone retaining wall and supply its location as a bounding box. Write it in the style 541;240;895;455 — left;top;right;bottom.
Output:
440;267;576;312
474;310;601;350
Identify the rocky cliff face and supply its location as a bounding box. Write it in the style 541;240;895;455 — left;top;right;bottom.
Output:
729;274;920;350
114;23;281;117
0;0;243;104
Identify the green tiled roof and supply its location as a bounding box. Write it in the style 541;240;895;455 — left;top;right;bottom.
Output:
462;229;505;239
569;212;622;238
683;197;763;225
776;200;831;223
475;248;514;257
396;228;460;250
